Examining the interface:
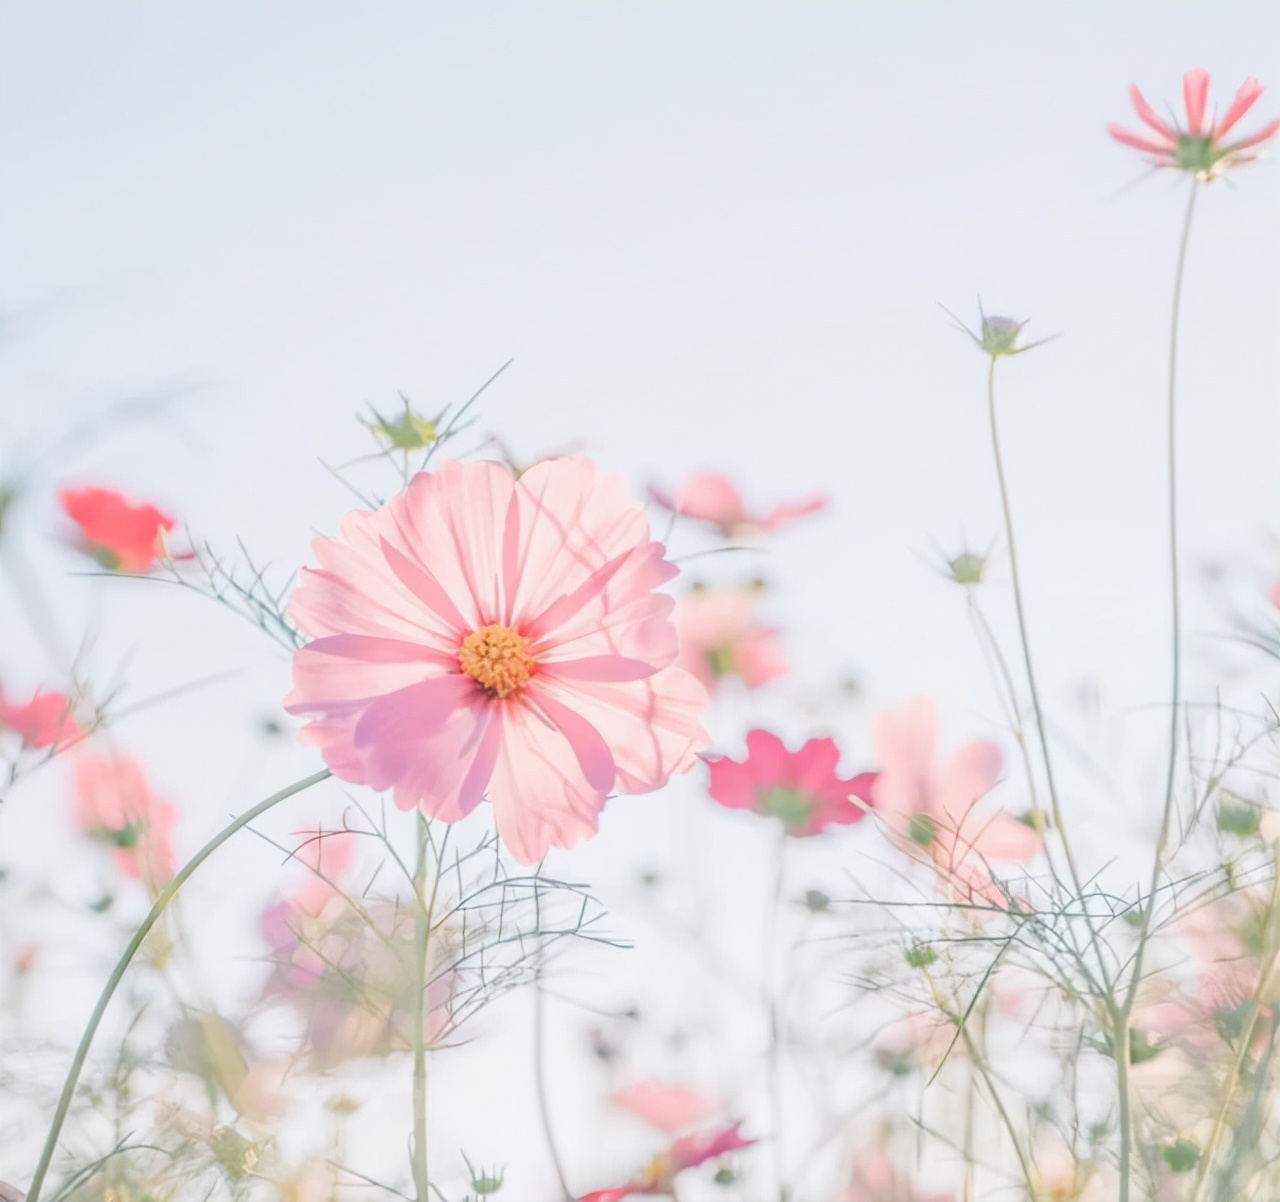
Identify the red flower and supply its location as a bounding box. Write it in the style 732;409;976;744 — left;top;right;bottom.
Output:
59;485;176;572
580;1121;754;1201
0;687;78;750
1109;68;1279;180
705;729;875;836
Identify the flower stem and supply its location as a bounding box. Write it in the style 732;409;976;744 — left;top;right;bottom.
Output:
765;829;789;1202
411;813;439;1202
1117;179;1200;1202
26;767;332;1202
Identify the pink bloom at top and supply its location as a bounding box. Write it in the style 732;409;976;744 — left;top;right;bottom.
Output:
610;1080;719;1134
705;729;875;836
649;472;825;539
580;1122;755;1202
0;687;79;750
871;698;1039;883
58;485;176;572
673;586;787;695
1109;68;1279;180
71;752;177;887
285;458;709;864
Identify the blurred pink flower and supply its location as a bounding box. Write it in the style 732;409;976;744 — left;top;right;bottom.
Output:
649;472;825;538
1268;578;1280;609
839;1155;954;1202
705;729;875;836
285;457;709;864
673;586;787;694
610;1080;719;1134
0;687;78;750
1108;68;1279;180
58;485;176;572
71;752;177;887
580;1121;754;1202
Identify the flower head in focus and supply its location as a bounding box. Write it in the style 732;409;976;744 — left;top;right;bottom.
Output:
0;686;79;750
706;729;875;836
1109;69;1279;180
648;472;825;539
58;485;176;572
72;752;177;888
285;457;709;864
673;585;787;695
580;1121;755;1202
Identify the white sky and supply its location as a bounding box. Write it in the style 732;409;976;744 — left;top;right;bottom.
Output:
1;3;1277;1196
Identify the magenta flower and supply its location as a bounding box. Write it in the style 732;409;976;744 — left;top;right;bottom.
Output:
871;698;1039;902
71;752;177;888
706;729;875;836
673;586;787;695
285;458;709;864
580;1121;755;1202
648;472;825;539
1108;68;1279;180
0;687;78;750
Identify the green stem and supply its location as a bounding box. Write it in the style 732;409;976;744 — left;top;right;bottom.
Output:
1117;179;1200;1202
765;830;789;1202
411;814;431;1202
26;767;332;1202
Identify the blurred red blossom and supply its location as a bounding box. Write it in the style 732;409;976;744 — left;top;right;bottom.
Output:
1108;68;1279;179
674;586;787;695
0;687;78;750
58;485;176;572
648;472;825;539
285;458;708;863
71;752;177;887
705;729;875;836
579;1121;755;1202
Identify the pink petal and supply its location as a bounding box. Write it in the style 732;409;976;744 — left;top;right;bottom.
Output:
288;635;453;710
706;755;763;812
757;495;827;531
743;729;793;788
1183;68;1210;136
1127;84;1177;142
870;698;938;820
611;1081;718;1134
935;740;1002;821
1214;77;1264;139
734;627;788;688
1226;118;1280;152
959;810;1041;863
789;737;842;795
542;655;659;682
484;700;609;863
378;538;472;637
352;675;497;821
1107;125;1177;157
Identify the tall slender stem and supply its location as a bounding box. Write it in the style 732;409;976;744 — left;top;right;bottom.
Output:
764;830;789;1202
26;767;332;1202
411;813;434;1202
1117;179;1200;1202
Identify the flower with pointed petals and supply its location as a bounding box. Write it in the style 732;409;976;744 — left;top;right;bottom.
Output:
58;485;176;572
872;698;1039;895
580;1122;755;1202
673;586;786;695
285;457;709;864
71;752;177;887
648;472;825;539
1109;68;1279;180
0;687;78;750
706;729;875;836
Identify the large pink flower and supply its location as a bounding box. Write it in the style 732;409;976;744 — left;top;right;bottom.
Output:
285;458;709;863
705;729;875;836
1108;68;1279;180
673;586;787;694
649;472;825;539
871;699;1039;904
71;752;177;887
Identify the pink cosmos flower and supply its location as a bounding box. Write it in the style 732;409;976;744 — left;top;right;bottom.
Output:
705;729;875;836
648;472;825;539
580;1122;755;1202
673;586;786;694
610;1080;720;1134
285;458;709;864
871;699;1039;904
1108;69;1279;180
0;687;78;750
59;485;176;572
71;752;177;887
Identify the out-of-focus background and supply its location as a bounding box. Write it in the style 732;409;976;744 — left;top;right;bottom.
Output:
0;3;1277;1196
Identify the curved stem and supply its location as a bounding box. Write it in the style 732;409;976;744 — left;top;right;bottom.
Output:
26;767;332;1202
1117;179;1199;1202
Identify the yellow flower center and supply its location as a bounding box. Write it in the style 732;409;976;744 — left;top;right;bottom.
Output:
458;624;537;698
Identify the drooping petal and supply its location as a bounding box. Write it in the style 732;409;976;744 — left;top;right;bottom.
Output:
670;472;746;529
1225;118;1280;152
1214;77;1264;139
935;740;1003;822
1107;125;1177;158
1127;84;1177;141
758;494;827;531
871;698;938;821
1183;68;1210;135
